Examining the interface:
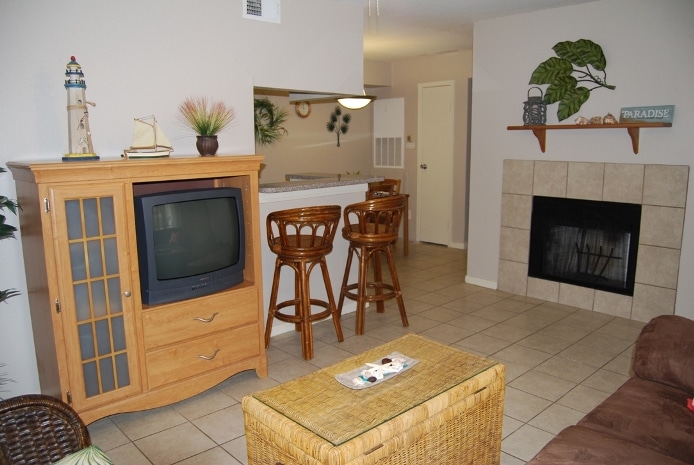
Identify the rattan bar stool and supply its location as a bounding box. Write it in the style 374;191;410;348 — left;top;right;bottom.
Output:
338;195;409;335
265;205;344;360
0;394;91;465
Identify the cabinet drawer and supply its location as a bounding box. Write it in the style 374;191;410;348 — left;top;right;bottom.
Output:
146;323;260;389
142;286;258;350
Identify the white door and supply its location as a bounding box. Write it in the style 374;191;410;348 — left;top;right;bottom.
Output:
417;81;454;245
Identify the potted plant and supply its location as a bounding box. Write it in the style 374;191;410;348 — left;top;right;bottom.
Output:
178;96;235;156
0;166;20;398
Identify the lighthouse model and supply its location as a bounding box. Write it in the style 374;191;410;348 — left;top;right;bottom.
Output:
63;56;98;161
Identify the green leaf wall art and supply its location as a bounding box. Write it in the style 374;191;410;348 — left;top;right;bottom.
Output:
530;39;616;121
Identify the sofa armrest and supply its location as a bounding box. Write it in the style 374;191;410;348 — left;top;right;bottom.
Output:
633;315;694;393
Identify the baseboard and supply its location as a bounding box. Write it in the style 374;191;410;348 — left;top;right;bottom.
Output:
449;241;467;250
464;275;497;289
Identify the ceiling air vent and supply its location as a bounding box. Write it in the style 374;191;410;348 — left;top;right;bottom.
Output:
243;0;281;24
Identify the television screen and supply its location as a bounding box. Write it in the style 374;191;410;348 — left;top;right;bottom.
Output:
134;187;245;305
152;197;239;280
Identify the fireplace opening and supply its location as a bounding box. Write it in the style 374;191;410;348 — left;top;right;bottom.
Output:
528;196;642;296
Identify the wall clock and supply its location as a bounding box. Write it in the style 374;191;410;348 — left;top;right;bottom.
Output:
295;101;311;118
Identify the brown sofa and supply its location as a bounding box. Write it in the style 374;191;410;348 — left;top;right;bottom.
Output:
526;314;694;465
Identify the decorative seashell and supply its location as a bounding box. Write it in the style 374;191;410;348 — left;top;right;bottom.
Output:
603;113;617;124
590;116;603;125
575;116;589;125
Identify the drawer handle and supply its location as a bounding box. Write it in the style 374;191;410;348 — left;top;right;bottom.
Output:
193;312;219;323
197;349;220;361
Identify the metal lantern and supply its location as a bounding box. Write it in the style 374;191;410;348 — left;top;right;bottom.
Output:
523;86;547;125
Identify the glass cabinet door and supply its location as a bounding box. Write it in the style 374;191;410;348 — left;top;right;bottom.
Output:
50;184;141;410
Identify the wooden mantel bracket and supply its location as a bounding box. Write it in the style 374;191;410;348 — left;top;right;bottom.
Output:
626;126;640;154
530;127;547;153
507;122;671;155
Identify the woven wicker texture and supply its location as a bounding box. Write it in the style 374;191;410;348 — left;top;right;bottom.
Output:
243;334;504;465
250;334;498;444
0;394;91;465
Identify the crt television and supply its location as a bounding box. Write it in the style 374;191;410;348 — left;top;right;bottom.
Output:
134;187;245;305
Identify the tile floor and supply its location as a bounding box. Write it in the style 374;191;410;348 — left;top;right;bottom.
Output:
88;242;645;465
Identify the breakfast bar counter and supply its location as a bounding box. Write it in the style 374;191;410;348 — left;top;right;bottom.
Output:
259;173;383;194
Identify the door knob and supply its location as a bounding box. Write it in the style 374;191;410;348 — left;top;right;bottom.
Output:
123;291;131;297
420;164;427;169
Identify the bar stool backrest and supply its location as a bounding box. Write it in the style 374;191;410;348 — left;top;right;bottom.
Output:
343;195;406;245
366;179;401;199
266;205;341;259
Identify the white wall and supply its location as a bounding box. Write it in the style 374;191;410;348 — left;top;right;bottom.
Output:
468;0;694;318
0;0;363;397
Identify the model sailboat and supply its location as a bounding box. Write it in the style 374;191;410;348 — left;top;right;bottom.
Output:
123;115;173;158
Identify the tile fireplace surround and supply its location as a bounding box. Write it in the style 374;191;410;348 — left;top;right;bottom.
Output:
497;160;689;322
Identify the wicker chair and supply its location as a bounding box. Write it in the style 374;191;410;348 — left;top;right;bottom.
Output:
0;394;91;465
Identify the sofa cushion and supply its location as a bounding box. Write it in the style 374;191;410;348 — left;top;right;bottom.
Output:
578;377;694;464
633;314;694;393
526;425;689;465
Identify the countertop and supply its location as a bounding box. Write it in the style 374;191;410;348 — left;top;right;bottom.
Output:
259;173;383;193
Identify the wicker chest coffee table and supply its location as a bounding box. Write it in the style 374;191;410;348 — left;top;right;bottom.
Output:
242;334;505;465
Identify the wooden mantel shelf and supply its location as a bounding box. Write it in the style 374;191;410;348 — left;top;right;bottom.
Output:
507;122;672;154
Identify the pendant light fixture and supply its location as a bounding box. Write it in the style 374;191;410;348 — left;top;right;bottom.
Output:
337;91;376;110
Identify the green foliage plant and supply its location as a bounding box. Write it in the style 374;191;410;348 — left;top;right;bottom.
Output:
254;98;288;146
529;39;616;121
326;106;351;147
178;96;235;136
0;167;20;304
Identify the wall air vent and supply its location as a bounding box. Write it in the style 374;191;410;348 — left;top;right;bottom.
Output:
373;98;405;169
243;0;281;24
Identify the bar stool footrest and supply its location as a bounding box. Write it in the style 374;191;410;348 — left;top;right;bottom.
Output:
273;299;336;324
342;282;398;303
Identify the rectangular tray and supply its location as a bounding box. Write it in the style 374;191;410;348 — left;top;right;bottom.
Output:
335;351;418;389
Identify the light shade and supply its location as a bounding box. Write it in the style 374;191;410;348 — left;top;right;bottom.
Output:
337;93;375;110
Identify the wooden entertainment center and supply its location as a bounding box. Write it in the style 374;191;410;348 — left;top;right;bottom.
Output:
8;155;267;424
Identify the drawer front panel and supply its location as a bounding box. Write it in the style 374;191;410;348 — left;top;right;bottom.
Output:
142;286;258;350
146;323;260;389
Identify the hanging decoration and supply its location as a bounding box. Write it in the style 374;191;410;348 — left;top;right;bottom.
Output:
529;39;616;121
254;97;288;146
326;106;351;147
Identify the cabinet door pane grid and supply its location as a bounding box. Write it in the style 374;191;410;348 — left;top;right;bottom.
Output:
66;196;130;397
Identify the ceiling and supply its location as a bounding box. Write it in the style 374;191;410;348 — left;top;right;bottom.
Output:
360;0;599;61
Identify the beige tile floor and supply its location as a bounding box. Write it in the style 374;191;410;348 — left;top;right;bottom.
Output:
88;242;645;464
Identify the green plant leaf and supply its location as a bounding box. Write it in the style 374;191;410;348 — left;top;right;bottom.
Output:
0;289;20;304
556;87;590;121
529;57;573;85
544;76;578;104
553;39;606;71
0;167;20;305
0;221;17;241
0;196;19;215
